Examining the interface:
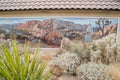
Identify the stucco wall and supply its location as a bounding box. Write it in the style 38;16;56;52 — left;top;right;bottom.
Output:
0;10;119;17
0;9;120;48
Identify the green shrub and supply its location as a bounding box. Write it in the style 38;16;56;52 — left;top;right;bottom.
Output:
0;40;51;80
70;42;90;59
90;33;117;64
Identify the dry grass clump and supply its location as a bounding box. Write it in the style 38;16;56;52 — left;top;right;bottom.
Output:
109;63;120;80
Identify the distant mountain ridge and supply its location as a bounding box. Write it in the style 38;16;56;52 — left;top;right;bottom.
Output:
17;19;88;32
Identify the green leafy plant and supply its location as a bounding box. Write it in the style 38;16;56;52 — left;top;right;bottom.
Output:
0;40;51;80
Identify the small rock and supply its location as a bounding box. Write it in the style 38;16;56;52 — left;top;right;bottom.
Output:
58;75;77;80
50;75;58;80
51;66;62;77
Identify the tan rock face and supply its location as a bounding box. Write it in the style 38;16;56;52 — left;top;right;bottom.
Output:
60;37;73;51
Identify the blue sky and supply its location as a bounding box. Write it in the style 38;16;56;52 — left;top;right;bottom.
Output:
58;18;118;27
0;18;118;28
0;18;46;24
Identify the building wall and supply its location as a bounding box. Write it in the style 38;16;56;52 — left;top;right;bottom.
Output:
0;9;120;50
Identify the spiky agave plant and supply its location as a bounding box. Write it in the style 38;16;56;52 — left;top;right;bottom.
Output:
0;40;51;80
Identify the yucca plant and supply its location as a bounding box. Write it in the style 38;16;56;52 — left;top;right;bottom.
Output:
0;40;51;80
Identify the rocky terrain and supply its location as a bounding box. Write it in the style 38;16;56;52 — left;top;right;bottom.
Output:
0;19;117;48
0;19;88;48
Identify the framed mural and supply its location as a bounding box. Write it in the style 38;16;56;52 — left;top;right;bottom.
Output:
0;18;118;48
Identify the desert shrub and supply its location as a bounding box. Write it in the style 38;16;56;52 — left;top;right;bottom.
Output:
117;42;120;62
60;38;73;51
50;52;81;75
0;40;51;80
66;41;90;64
90;33;117;64
109;63;120;80
0;39;11;47
61;38;90;63
76;62;112;80
70;42;90;60
61;38;90;60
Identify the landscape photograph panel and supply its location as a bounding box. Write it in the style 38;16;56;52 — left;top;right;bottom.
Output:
0;18;118;48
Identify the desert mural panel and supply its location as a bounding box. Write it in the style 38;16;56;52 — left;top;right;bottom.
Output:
0;18;118;48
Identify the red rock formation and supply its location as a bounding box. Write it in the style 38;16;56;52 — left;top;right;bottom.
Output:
42;19;53;29
18;20;41;31
17;19;54;37
15;19;89;47
44;31;64;46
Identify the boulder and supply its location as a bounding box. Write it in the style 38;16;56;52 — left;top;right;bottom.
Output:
51;66;62;77
58;75;77;80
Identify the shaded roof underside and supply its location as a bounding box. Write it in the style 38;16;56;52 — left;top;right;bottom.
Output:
0;0;120;11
